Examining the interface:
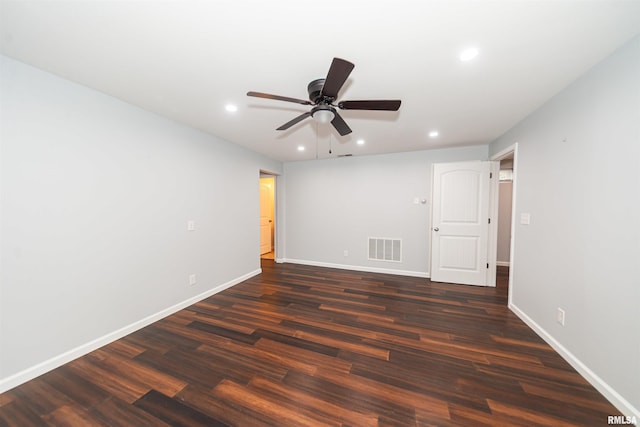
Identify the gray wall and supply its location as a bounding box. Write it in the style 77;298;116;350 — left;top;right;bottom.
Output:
490;36;640;415
283;146;488;276
0;56;282;388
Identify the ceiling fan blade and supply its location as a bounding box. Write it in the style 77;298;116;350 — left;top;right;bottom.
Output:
331;111;352;136
320;58;355;99
276;112;312;130
247;91;313;106
338;100;401;111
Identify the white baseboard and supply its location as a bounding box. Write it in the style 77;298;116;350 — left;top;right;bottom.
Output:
282;258;429;278
0;268;261;394
496;261;510;267
509;302;639;422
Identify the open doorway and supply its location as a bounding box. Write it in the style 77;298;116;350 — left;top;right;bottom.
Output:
491;143;518;304
259;173;276;260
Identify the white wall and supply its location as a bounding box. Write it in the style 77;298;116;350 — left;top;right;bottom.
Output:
490;36;640;417
282;146;488;276
0;55;282;390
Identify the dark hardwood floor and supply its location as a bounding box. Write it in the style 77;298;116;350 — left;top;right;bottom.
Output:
0;262;621;426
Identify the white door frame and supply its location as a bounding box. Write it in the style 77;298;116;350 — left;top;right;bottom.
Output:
490;143;518;306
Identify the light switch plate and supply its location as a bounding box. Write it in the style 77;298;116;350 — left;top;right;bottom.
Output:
520;213;531;225
557;308;565;326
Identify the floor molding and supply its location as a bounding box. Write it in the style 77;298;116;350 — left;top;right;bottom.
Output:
509;302;639;421
282;258;429;278
0;268;262;394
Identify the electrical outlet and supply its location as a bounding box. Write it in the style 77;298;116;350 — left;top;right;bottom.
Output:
557;308;565;326
189;274;197;286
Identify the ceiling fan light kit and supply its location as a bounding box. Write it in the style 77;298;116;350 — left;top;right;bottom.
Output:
311;106;335;124
247;58;401;137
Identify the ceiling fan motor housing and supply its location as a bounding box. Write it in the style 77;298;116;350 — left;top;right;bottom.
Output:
307;78;327;103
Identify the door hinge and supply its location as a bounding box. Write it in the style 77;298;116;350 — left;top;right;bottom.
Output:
488;218;491;224
490;172;493;179
486;263;489;269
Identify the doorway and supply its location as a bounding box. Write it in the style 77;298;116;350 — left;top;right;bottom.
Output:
259;174;276;260
490;143;518;304
497;158;514;268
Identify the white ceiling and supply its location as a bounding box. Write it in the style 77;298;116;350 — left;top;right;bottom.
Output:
2;1;640;162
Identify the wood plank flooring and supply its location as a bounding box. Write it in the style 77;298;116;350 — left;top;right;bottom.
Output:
0;262;621;426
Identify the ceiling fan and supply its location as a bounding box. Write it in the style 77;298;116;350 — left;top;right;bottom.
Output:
247;58;401;136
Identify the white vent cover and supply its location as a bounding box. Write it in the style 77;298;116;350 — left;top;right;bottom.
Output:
368;238;401;262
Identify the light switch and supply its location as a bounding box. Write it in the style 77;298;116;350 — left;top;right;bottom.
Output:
520;213;531;225
187;220;195;231
413;197;420;205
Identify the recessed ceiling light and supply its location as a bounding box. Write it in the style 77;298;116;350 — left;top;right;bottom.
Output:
459;47;479;62
429;130;439;138
225;104;238;112
297;145;305;152
356;139;365;145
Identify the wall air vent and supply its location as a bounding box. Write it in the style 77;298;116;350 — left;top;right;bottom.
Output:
368;237;401;262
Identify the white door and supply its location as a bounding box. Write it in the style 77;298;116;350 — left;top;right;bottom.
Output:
259;180;273;255
430;161;493;286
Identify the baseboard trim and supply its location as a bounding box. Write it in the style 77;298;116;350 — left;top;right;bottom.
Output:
282;258;429;278
509;302;639;421
0;268;261;394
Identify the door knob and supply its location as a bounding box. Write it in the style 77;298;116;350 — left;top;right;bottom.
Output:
433;227;439;232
